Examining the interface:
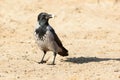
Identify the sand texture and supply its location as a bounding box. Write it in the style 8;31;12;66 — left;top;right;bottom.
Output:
0;0;120;80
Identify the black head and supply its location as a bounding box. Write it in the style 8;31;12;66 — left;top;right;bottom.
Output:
37;12;53;26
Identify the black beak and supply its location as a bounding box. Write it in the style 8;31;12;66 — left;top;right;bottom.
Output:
48;14;53;18
46;14;54;19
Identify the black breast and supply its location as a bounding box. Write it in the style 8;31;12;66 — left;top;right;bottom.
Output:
35;27;47;40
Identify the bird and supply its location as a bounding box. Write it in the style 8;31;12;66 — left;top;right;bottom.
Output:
34;12;68;65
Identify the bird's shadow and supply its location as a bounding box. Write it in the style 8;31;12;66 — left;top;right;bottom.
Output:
64;56;120;64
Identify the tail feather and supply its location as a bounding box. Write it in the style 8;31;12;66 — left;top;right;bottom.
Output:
58;47;68;56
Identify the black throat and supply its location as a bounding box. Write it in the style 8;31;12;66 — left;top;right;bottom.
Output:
35;21;49;40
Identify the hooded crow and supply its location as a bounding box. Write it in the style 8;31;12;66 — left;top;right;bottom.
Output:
34;12;68;65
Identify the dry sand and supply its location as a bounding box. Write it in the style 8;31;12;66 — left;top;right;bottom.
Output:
0;0;120;80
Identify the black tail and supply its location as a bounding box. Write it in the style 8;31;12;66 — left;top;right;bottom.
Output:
58;47;68;56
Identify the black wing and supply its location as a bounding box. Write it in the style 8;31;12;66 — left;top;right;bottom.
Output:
50;27;68;56
50;28;63;48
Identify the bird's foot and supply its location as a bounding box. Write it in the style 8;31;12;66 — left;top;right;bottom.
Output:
47;62;56;65
38;61;46;64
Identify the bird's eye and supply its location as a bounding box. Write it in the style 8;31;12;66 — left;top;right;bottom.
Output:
42;15;46;18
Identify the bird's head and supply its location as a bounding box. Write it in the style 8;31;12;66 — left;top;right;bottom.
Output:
37;12;54;26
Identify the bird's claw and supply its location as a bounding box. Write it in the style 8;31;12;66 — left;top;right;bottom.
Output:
47;63;56;65
38;61;46;64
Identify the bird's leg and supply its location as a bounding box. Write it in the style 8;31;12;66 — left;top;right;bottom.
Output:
38;51;46;64
51;52;57;65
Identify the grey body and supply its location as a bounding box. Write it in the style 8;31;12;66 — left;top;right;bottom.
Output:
35;23;62;53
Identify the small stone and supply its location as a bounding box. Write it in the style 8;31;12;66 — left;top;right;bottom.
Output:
118;75;120;78
17;76;20;79
114;69;119;72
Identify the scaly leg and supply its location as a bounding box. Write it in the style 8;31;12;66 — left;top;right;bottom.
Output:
51;52;57;65
38;51;46;64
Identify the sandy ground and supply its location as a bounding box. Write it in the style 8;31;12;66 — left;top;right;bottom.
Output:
0;0;120;80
